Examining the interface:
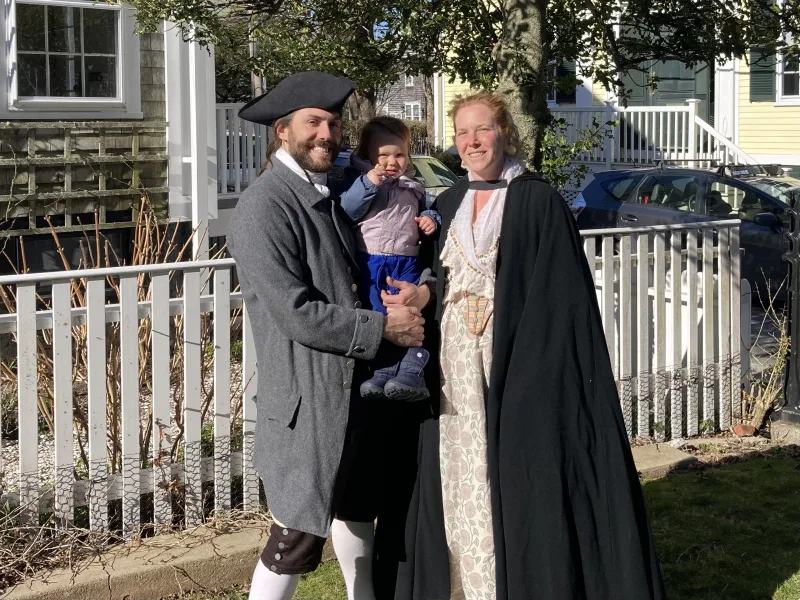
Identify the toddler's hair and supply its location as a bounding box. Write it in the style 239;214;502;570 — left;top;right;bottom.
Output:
354;116;410;161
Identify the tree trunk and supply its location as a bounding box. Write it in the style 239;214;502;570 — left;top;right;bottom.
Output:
423;76;436;150
348;90;377;121
495;0;550;169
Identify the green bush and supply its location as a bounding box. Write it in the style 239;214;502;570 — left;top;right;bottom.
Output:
231;340;243;362
432;149;466;176
1;389;16;440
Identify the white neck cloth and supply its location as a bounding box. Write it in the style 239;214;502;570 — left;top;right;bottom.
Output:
274;147;331;198
450;157;527;280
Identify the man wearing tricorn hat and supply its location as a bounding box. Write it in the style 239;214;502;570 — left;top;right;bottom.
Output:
228;72;425;600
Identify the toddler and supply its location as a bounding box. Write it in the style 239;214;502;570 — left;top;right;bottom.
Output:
339;116;441;401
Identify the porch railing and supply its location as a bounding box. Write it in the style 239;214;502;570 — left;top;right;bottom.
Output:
216;100;756;200
0;221;747;531
551;99;755;168
216;104;268;199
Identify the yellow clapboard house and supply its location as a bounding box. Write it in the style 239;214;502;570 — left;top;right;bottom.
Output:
431;52;800;173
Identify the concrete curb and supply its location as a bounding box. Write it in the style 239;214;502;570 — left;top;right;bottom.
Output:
2;524;334;600
632;443;698;479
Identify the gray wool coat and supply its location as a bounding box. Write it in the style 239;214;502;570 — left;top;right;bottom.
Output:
227;159;385;537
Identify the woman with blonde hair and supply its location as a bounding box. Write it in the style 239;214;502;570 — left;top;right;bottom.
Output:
374;91;666;600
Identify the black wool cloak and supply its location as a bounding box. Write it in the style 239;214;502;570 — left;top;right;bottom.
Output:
374;173;667;600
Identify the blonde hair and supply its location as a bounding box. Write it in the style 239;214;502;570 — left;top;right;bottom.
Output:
449;91;524;159
355;116;410;161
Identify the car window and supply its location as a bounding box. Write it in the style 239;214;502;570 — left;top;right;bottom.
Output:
412;157;460;188
744;177;800;206
596;174;643;202
635;175;701;211
707;181;787;225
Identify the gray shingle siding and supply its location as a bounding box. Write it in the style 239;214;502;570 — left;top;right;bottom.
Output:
380;75;427;121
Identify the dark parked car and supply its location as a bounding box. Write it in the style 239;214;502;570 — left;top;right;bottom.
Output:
574;164;800;297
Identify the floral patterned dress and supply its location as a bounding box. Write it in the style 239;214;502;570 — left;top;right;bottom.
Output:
438;158;526;600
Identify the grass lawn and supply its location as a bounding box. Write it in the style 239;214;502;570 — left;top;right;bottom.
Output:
183;449;800;600
177;560;347;600
646;449;800;600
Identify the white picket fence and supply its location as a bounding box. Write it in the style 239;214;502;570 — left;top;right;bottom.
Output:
0;259;259;535
551;99;756;168
582;220;745;440
0;221;746;530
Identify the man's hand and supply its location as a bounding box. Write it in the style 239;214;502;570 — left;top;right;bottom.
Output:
366;165;389;187
415;216;437;236
383;305;425;347
381;277;432;312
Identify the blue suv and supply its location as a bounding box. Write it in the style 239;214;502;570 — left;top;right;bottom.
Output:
574;164;800;298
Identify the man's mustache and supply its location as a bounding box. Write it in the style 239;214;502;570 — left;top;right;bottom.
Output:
306;140;336;150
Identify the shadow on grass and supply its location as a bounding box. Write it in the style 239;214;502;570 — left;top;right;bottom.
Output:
644;444;800;600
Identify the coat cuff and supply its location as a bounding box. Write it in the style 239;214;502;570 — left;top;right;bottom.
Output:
361;174;380;192
420;210;442;229
347;309;385;360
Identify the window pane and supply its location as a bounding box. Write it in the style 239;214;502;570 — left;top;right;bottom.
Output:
600;176;642;202
18;54;46;96
17;4;46;51
83;9;117;54
50;55;83;96
48;6;81;53
711;182;786;224
637;175;700;211
85;56;116;97
784;73;799;97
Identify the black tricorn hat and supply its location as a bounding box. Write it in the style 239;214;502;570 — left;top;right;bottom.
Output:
238;71;355;126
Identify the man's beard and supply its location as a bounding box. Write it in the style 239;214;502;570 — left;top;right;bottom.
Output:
286;134;340;173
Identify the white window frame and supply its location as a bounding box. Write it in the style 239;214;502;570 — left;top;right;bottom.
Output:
0;0;141;119
404;101;420;120
546;61;558;106
405;74;414;87
777;46;800;106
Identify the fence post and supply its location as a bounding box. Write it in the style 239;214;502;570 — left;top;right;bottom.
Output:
604;102;613;168
686;99;700;165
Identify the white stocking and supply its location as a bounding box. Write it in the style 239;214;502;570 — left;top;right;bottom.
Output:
331;518;376;600
248;558;301;600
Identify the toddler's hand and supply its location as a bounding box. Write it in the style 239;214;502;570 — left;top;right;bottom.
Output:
366;165;389;187
415;216;437;235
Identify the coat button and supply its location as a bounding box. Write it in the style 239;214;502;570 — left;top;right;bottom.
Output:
354;301;362;308
270;565;278;572
344;380;352;389
351;283;358;292
278;542;286;549
282;528;289;536
346;359;355;368
275;553;282;560
360;315;369;323
354;346;365;353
